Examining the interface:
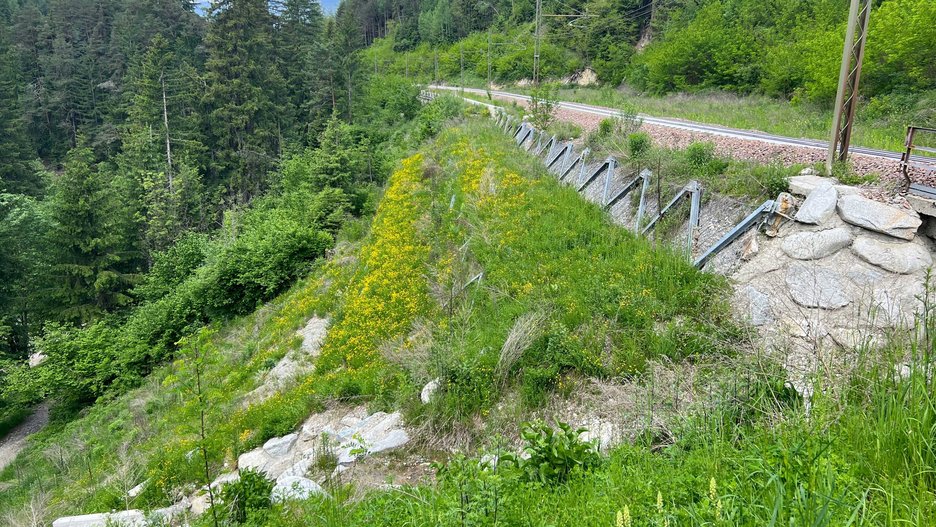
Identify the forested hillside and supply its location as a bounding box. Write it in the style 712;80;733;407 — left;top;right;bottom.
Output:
349;0;934;104
0;0;420;430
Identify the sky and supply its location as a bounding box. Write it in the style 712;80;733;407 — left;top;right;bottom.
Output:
195;1;341;16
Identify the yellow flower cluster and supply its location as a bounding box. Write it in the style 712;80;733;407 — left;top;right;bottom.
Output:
319;154;432;373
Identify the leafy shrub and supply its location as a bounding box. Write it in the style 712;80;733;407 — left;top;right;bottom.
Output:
528;83;558;129
627;132;652;159
360;74;421;127
519;420;600;484
133;232;209;302
221;468;275;523
205;209;333;315
597;118;615;138
415;95;464;141
682;142;728;178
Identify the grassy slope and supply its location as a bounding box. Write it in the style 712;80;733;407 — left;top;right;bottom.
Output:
4;116;934;526
251;121;936;526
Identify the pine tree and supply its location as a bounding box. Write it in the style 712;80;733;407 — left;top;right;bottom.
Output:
121;34;205;257
49;141;132;323
275;0;326;141
203;0;286;205
0;193;51;359
0;24;39;196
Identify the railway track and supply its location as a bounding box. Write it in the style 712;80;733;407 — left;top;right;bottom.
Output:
430;85;936;171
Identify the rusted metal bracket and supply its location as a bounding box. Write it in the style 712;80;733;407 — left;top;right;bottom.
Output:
900;126;936;192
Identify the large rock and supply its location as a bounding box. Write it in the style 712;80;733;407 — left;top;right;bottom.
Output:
209;471;239;490
837;195;922;240
150;498;190;522
297;317;329;356
789;174;830;196
785;264;851;309
789;175;859;198
263;433;298;458
272;475;327;502
780;227;852;260
369;429;410;455
794;181;837;225
53;511;145;527
852;236;933;274
738;285;773;326
238;447;273;474
420;378;440;404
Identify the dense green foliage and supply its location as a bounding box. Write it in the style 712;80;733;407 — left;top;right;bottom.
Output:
0;0;422;424
1;1;934;525
353;0;934;105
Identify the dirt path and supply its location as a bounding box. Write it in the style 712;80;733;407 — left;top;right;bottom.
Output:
0;402;50;472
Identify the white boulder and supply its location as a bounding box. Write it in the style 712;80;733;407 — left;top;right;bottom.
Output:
52;511;145;527
263;433;298;458
837;195;922;240
794;181;837;225
785;264;851;309
271;476;327;503
780;227;852;260
852;236;933;274
420;378;440;404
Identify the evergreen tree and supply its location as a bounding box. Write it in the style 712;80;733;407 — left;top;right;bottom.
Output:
0;23;40;196
275;0;326;141
0;193;51;359
49;142;133;323
203;0;285;205
121;34;206;257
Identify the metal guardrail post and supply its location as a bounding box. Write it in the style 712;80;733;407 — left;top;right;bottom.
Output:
686;181;702;257
546;143;571;171
601;158;617;206
641;181;701;236
635;169;651;234
561;142;574;174
578;158;612;193
693;200;775;269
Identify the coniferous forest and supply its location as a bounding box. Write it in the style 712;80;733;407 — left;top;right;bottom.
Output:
0;0;426;421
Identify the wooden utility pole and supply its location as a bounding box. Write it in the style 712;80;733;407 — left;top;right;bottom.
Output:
827;0;872;173
460;45;465;89
533;0;542;85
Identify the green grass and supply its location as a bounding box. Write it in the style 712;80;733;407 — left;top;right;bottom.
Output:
7;116;934;527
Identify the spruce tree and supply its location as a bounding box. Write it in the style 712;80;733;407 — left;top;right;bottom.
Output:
49;141;132;323
203;0;285;205
275;0;326;141
122;35;205;257
0;24;39;196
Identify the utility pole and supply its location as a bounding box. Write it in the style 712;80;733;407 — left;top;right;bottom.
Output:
487;28;492;89
827;0;872;174
460;44;465;91
434;51;439;84
533;0;542;85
